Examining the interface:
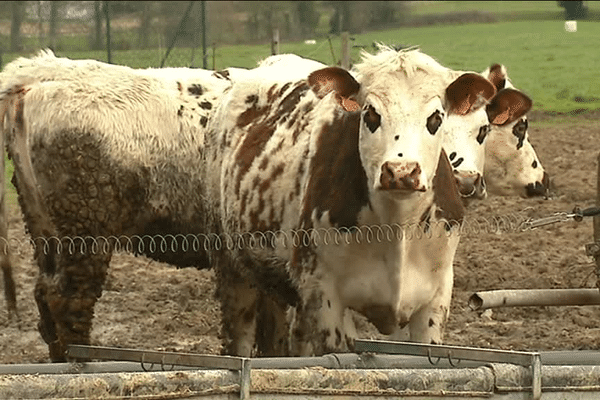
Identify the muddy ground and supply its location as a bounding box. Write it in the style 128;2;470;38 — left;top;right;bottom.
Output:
1;112;600;364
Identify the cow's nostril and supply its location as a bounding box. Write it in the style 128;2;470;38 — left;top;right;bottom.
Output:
380;162;422;191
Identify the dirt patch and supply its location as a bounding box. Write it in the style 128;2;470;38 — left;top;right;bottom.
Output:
1;115;600;364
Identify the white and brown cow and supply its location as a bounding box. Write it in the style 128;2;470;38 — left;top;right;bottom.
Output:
482;63;550;197
0;50;232;361
204;47;497;356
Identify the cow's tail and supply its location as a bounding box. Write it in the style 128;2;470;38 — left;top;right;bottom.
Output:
0;86;17;317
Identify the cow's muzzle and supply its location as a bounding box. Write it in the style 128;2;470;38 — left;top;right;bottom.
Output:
526;171;550;198
454;171;487;200
380;161;426;191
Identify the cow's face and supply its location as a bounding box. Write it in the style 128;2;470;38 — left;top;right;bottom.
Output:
441;73;496;200
485;88;549;198
482;64;550;198
358;91;445;194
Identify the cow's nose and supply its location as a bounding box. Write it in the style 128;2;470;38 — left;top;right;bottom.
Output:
454;171;487;199
526;171;550;198
380;161;425;191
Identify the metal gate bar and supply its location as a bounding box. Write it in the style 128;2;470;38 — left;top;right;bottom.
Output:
67;345;251;400
354;339;542;400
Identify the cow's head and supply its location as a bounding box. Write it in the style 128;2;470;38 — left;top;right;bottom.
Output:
307;49;504;206
482;64;550;198
441;72;496;200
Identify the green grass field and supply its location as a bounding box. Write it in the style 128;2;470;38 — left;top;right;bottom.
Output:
4;20;597;114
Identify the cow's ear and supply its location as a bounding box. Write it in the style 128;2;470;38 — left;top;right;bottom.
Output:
445;73;496;116
308;67;360;111
486;88;532;126
486;63;507;91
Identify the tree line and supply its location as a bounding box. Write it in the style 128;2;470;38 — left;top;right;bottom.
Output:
3;1;408;53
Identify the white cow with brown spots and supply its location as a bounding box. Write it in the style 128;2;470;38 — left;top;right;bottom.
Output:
0;50;230;361
204;47;497;356
482;63;550;197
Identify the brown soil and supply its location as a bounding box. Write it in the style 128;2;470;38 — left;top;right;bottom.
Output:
1;113;599;364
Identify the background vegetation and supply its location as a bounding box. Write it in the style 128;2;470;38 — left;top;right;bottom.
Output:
1;1;598;115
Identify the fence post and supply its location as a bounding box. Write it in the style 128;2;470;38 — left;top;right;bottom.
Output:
201;0;207;69
593;153;600;289
271;29;279;55
103;1;112;64
341;31;350;69
212;42;216;70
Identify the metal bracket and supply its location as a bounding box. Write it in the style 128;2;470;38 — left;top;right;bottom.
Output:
67;345;251;400
520;206;600;231
354;339;542;400
586;242;600;258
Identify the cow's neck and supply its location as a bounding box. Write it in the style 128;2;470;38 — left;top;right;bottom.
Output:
363;190;434;228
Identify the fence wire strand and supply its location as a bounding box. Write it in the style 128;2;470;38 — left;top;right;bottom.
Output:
0;209;587;256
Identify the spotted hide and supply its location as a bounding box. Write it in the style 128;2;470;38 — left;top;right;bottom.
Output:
481;63;550;197
205;47;497;357
0;50;230;361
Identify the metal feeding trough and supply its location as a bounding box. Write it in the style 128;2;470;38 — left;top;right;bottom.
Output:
2;341;600;399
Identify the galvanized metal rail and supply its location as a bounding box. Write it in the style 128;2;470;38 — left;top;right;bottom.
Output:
354;339;542;400
67;345;251;400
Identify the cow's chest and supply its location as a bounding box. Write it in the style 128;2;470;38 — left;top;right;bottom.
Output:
314;221;458;333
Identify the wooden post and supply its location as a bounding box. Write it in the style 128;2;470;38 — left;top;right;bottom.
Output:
271;29;279;55
341;31;350;70
212;42;216;70
595;152;600;288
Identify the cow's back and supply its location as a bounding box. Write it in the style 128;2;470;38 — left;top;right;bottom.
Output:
205;75;337;252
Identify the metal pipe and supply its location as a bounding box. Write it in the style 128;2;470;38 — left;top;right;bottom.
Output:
3;351;600;375
469;288;600;310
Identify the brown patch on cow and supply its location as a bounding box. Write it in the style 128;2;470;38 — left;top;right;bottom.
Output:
187;84;204;96
446;73;496;115
200;116;208;127
512;119;528;150
273;138;285;154
259;164;285;195
245;94;259;105
487;64;507;91
486;88;533;126
298;110;368;232
234;83;311;194
432;149;465;224
247;164;286;232
177;105;184;117
279;83;310;120
259;156;269;170
234;110;274;194
213;70;230;80
177;81;183;93
199;101;212;110
308;67;360;100
295;148;309;197
239;190;249;219
266;84;278;103
279;82;292;96
291;103;314;144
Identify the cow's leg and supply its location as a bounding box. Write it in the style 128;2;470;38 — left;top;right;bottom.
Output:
388;325;410;342
1;252;16;317
35;249;112;361
255;294;290;356
407;266;453;345
289;272;351;356
216;258;259;357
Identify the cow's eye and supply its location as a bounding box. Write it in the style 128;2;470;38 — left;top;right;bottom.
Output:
513;119;528;149
363;105;381;133
477;124;491;144
426;110;443;135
